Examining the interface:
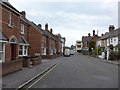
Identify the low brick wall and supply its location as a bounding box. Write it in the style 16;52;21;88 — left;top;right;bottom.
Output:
41;55;47;59
31;57;41;65
46;55;56;59
1;59;23;76
22;57;31;67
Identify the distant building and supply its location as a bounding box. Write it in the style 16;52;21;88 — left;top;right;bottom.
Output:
75;40;83;52
97;25;119;60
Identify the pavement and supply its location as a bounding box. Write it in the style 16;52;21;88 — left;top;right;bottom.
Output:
84;54;120;65
2;56;63;88
2;54;119;88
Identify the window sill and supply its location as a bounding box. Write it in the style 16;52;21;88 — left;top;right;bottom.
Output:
21;32;24;35
8;24;13;28
19;55;28;57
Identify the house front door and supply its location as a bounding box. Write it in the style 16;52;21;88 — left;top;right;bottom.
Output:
11;44;17;60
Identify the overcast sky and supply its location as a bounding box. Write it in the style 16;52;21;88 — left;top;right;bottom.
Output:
9;0;118;46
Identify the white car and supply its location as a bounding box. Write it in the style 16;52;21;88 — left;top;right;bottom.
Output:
70;50;74;55
64;49;71;57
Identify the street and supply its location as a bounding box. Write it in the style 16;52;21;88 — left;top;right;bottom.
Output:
24;54;118;88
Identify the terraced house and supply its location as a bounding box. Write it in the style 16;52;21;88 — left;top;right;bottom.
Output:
0;1;30;75
0;1;66;75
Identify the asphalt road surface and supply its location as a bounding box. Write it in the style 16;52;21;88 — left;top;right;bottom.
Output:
25;54;118;88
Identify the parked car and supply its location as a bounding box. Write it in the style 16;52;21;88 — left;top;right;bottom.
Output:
70;50;74;55
64;49;71;57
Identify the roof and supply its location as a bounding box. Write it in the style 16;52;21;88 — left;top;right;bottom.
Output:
20;17;30;26
30;22;56;40
0;32;8;41
30;22;44;34
110;28;119;37
44;30;56;41
82;36;93;42
1;1;21;15
54;34;61;40
19;36;29;45
100;28;119;40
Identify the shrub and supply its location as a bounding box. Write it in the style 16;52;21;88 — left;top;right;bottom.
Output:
94;48;102;55
109;51;118;61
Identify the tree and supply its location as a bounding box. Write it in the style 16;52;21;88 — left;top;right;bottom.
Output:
71;45;75;50
88;41;96;51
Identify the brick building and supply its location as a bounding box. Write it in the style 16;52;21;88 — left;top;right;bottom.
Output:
0;1;66;75
82;30;99;49
0;1;30;75
44;24;57;59
54;34;63;56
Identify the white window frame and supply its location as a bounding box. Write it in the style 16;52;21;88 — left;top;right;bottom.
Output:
8;12;12;26
50;48;53;55
21;24;24;34
42;47;46;55
0;42;5;62
18;45;28;56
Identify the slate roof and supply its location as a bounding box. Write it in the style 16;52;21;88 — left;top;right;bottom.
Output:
30;22;56;41
100;32;109;40
2;2;21;15
100;29;119;40
19;36;29;45
0;32;8;41
20;17;30;26
44;30;56;41
82;36;93;42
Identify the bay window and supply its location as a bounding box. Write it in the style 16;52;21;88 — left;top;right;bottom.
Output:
0;42;5;62
19;45;28;56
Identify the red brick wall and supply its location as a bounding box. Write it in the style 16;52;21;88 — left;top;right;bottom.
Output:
28;25;42;57
1;6;21;61
91;35;99;48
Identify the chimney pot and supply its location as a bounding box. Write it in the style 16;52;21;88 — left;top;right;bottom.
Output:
21;11;26;18
88;33;91;36
38;24;42;28
45;23;48;30
109;25;115;32
50;28;53;33
93;30;95;36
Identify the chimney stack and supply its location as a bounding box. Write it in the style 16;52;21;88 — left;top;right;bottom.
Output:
45;23;48;30
109;25;115;32
50;28;53;33
88;33;91;37
93;30;95;36
38;24;42;28
21;11;26;18
101;34;104;36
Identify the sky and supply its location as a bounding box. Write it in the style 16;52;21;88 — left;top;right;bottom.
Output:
9;0;118;47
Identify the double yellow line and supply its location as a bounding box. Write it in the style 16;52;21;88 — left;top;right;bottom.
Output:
26;64;58;90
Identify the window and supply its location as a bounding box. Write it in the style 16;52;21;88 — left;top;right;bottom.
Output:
114;39;116;42
50;48;53;55
19;46;23;55
42;48;46;55
8;12;12;26
0;42;5;62
111;38;113;43
19;45;28;56
21;24;24;34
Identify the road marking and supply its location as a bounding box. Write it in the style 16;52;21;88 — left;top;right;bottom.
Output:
26;63;58;90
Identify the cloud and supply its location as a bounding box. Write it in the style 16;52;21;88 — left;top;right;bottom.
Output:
9;0;118;46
